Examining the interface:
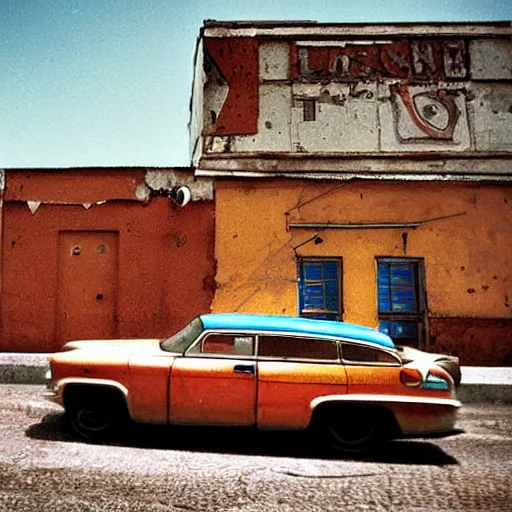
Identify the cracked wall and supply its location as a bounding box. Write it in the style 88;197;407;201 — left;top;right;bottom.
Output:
213;179;512;365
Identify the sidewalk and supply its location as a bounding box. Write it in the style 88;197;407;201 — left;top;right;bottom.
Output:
0;352;511;403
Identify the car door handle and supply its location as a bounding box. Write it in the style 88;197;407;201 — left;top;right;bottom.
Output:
233;364;255;375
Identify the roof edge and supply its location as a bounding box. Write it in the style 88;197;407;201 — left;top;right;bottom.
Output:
202;20;512;38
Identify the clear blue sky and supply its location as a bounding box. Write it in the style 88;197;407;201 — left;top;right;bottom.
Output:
1;0;511;169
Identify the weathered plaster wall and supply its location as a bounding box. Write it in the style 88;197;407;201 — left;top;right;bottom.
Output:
202;36;512;157
213;179;512;364
1;170;215;352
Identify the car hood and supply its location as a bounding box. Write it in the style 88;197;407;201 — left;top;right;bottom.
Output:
60;338;161;352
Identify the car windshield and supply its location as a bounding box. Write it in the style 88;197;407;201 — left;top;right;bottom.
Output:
160;317;204;353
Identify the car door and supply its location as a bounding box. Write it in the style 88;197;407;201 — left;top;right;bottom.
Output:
256;334;348;429
169;333;257;426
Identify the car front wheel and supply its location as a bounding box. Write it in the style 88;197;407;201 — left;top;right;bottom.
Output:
66;388;126;441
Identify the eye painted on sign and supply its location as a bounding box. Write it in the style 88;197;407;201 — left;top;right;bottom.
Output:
394;85;460;141
414;95;451;131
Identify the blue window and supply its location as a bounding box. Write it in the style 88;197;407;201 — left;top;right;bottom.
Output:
377;258;424;346
298;258;341;321
378;262;417;314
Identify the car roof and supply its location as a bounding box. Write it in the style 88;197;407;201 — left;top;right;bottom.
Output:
199;313;395;349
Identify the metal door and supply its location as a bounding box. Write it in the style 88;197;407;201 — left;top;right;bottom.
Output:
56;231;119;346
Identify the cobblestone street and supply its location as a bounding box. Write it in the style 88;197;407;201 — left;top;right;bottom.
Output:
0;385;510;511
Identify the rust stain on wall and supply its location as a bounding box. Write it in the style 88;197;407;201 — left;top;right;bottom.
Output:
429;317;512;366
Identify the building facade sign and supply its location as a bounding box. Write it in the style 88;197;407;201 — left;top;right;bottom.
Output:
295;40;468;82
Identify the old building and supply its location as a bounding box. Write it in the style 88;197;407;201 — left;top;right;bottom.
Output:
0;168;216;352
190;21;512;365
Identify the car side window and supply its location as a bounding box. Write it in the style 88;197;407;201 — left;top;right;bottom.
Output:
258;335;338;361
341;343;400;365
188;334;254;357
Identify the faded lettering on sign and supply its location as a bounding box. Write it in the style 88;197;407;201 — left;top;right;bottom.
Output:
295;40;467;82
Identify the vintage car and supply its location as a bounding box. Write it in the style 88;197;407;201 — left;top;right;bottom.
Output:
47;314;461;453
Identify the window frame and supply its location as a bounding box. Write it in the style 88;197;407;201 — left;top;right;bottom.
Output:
376;257;427;348
302;99;316;122
340;341;402;367
297;257;343;321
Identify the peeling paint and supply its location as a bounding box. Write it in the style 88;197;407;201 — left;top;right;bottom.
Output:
135;182;151;202
144;169;214;201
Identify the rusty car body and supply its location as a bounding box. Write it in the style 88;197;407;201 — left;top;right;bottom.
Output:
47;314;461;453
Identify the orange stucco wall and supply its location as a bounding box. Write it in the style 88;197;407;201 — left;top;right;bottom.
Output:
213;179;512;364
1;172;215;353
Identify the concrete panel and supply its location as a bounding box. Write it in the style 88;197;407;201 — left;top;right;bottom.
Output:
230;85;292;152
260;42;290;80
470;83;512;151
380;84;471;152
470;39;512;80
291;83;379;152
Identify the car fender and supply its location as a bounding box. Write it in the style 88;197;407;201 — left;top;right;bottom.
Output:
51;377;130;413
311;394;461;409
310;394;461;435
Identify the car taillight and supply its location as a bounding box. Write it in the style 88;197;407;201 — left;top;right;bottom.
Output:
423;371;450;391
400;367;422;387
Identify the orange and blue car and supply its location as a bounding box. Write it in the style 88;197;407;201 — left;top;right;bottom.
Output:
47;314;461;453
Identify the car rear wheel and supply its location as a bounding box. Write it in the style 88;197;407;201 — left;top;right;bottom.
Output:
327;418;376;454
315;405;389;455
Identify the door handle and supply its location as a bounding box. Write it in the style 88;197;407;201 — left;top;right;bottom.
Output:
233;364;255;375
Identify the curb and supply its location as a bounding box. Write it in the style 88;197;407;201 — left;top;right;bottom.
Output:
0;354;50;385
1;353;511;403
